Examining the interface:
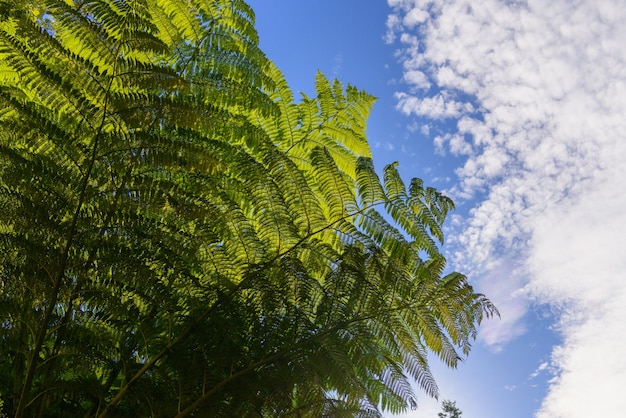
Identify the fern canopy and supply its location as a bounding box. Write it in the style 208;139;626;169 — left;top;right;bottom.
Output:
0;0;497;417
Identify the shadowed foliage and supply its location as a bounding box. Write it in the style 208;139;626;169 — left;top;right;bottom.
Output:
0;0;497;417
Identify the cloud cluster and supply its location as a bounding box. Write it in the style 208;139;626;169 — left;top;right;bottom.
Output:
387;0;626;416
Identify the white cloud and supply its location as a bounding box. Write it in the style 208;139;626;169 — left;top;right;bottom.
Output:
527;170;626;417
448;134;472;156
432;133;474;156
395;92;473;118
403;8;430;28
387;0;626;416
384;13;402;43
433;135;446;155
403;70;430;90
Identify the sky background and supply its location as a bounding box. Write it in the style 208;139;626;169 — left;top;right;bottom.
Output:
247;1;626;417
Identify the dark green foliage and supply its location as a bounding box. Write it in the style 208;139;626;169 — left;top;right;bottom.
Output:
438;399;463;418
0;1;497;417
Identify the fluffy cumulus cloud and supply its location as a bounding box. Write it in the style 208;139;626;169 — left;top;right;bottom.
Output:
387;0;626;416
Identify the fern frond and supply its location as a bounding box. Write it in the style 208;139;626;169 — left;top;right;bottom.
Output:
356;157;386;207
310;146;359;222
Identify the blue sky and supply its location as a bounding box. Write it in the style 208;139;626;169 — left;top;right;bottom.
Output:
247;1;626;417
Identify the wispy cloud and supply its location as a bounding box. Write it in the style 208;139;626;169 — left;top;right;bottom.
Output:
529;361;549;381
387;0;626;416
332;53;343;76
395;92;474;119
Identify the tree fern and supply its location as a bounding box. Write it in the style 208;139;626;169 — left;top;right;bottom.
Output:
0;1;497;417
